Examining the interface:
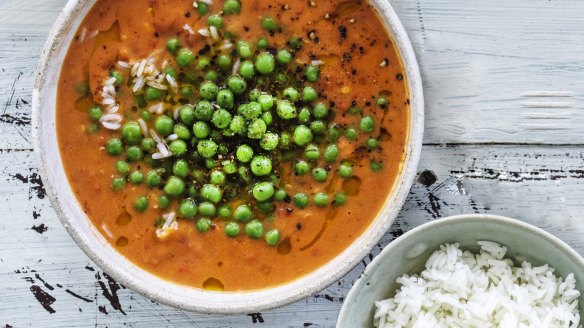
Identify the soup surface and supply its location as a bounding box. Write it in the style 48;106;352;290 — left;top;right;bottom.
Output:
57;0;409;291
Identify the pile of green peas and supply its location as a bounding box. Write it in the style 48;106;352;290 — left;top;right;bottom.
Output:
89;0;385;245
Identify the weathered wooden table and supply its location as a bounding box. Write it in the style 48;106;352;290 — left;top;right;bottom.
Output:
2;0;583;326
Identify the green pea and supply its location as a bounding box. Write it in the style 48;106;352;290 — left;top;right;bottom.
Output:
134;196;149;212
193;121;211;139
88;105;103;122
313;102;328;119
370;160;383;172
106;139;123;156
218;204;232;218
146;170;162;187
207;14;223;27
225;222;240;237
158;195;170;209
324;144;339;163
172;160;189;178
240;102;262;119
197;139;218;158
293;125;313;146
217;54;232;71
223;0;241;14
170;140;187;156
177;48;195;67
255;52;275;75
164;176;185;196
366;138;379;149
212;109;232;129
216;89;234;109
304;144;320;161
166;37;181;53
345;127;359;140
129;171;144;184
205;70;218;81
180;86;193;98
145;86;165;102
245;220;264;239
334;192;347;206
178;105;195;125
236;145;253;163
265;229;280;246
110;70;123;86
257;37;268;49
312;167;328;182
210;170;226;185
194;100;214;121
111;177;126;191
328;124;340;142
200;184;223;203
140;109;151;121
339;162;353;178
261;111;273;125
310;120;326;134
288;36;303;50
75;82;90;96
276;100;297;119
274;189;287;201
233;204;253;222
313;192;329;207
222;160;237;174
175;199;195;218
230;115;246;134
294;160;310;175
302;87;318;103
115;161;130;175
252;182;274;201
360;115;375;133
262;17;279;32
250;155;272;176
258;94;274;110
293;193;309;209
260;133;279;151
154;115;174;136
196;202;215;217
280;132;291;149
198;57;211;70
247;118;267;139
121;122;142;145
238;166;252;182
283;87;299;101
306;65;320;83
196;1;209;15
298;107;311;124
277;50;293;66
239;61;255;80
172;124;190;140
377;96;388;108
227;75;247;95
248;89;261;101
199;81;218;100
86;124;99;134
126;146;143;162
195;218;212;232
237;41;253;59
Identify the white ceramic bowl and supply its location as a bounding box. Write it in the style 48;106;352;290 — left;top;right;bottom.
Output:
337;214;584;327
32;0;424;313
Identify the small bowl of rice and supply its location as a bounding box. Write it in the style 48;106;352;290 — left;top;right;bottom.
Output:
337;214;584;328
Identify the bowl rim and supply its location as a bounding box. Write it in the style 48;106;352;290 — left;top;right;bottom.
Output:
336;214;584;325
31;0;425;313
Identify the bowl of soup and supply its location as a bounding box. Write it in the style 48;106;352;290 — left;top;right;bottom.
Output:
32;0;424;313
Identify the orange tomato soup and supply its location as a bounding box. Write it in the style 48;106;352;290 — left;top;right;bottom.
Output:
57;0;409;291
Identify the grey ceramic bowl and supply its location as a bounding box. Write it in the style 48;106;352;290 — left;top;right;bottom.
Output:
337;214;584;327
32;0;424;314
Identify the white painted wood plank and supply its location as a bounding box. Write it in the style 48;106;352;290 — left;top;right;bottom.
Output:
2;145;584;326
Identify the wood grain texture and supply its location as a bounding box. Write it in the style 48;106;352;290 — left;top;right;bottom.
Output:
2;0;584;326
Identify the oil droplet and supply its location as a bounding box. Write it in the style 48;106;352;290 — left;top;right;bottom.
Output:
203;277;224;291
277;238;292;255
116;208;132;226
342;176;361;196
116;236;128;247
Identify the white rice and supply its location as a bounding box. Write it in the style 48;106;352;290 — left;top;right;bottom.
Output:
198;28;210;37
209;26;219;41
155;212;178;239
183;23;195;35
374;242;582;328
